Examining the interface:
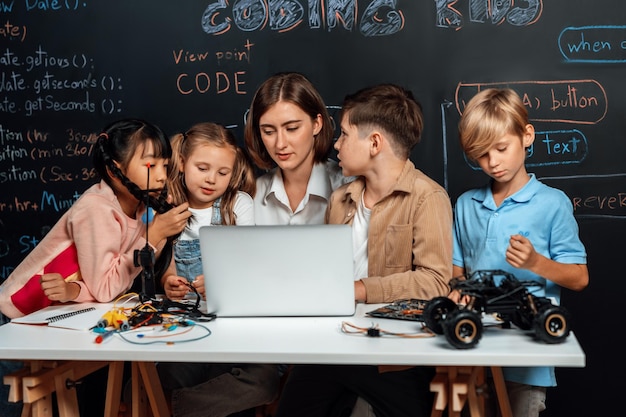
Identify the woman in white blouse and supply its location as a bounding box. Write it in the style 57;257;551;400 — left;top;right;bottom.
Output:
244;72;351;225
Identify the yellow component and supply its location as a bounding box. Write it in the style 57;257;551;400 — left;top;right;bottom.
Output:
98;309;129;330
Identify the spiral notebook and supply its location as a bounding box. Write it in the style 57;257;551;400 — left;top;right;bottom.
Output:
11;302;112;331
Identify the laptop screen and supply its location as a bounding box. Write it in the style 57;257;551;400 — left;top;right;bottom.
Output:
199;224;356;317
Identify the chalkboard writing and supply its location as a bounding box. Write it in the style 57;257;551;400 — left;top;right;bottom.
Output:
559;25;626;63
1;2;625;414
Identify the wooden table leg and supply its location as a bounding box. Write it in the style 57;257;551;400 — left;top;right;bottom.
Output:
430;366;488;417
104;362;124;417
430;367;448;417
6;360;109;417
53;368;80;417
490;367;512;417
131;362;169;417
23;361;59;417
462;366;484;417
131;362;148;417
137;362;169;417
4;366;31;403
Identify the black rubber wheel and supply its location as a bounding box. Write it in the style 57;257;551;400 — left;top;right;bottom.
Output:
533;305;570;344
443;309;483;349
423;296;457;335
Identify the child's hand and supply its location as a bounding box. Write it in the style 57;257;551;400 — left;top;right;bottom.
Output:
192;274;206;299
506;234;538;270
150;202;191;245
40;273;80;302
448;289;470;305
162;274;191;300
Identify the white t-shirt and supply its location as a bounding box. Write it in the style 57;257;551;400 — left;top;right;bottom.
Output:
180;191;254;240
351;191;370;281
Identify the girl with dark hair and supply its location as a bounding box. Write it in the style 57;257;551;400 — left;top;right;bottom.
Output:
0;118;190;417
0;118;190;319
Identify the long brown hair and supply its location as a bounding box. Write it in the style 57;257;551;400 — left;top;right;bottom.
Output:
169;122;256;225
244;72;334;171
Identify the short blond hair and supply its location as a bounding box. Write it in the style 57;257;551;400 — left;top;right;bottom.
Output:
458;88;529;161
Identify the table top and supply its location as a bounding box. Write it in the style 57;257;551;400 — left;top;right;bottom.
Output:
0;303;585;367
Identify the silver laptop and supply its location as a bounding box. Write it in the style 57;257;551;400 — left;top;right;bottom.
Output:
199;224;356;317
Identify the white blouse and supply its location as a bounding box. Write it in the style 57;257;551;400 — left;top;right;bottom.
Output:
254;160;350;225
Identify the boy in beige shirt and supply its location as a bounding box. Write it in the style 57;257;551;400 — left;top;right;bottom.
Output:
275;84;453;417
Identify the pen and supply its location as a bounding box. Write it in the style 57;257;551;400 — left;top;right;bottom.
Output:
94;329;116;344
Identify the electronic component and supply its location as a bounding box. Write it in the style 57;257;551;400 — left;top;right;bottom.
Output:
366;299;428;321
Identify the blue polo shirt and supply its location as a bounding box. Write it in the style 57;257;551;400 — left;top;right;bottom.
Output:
453;174;587;387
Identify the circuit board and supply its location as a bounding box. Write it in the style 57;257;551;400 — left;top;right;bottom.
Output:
366;299;428;321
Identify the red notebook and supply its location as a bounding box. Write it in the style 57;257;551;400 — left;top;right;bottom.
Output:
11;244;81;316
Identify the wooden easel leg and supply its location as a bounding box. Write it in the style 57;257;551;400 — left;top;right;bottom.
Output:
136;362;169;417
53;368;80;417
490;367;512;417
30;395;53;417
451;370;470;416
430;367;448;417
23;361;53;417
465;367;484;417
449;366;471;417
4;367;31;403
104;362;124;417
430;366;489;417
131;362;149;417
6;361;110;417
20;403;32;417
5;366;34;417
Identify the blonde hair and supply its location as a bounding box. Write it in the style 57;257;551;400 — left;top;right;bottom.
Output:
458;88;529;161
169;122;256;225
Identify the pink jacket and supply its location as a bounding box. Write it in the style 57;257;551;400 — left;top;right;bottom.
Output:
0;181;148;318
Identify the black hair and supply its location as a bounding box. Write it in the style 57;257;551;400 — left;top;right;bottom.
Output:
93;118;175;287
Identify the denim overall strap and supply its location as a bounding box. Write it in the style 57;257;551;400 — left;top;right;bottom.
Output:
174;239;203;282
211;197;222;225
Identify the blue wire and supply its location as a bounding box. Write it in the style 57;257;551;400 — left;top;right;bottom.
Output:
116;322;212;345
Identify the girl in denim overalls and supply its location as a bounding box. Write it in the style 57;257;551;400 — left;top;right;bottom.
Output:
161;122;256;297
157;122;280;417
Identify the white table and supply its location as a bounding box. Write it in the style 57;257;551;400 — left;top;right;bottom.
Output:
0;303;585;417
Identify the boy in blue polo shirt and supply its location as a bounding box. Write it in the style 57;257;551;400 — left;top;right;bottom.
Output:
452;88;589;417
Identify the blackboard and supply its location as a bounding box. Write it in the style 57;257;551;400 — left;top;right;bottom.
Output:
1;2;624;415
